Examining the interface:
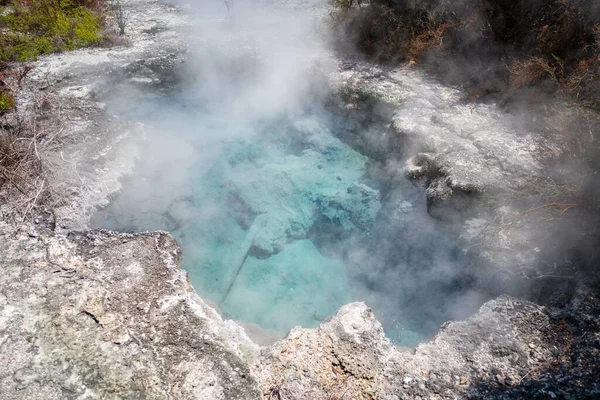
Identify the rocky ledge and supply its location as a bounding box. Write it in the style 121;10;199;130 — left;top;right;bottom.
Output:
0;227;260;399
256;295;600;399
2;222;598;398
0;0;599;399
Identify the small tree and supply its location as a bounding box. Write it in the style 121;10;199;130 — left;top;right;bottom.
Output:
115;0;126;36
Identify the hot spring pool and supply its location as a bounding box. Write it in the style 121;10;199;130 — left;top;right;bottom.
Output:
92;93;479;347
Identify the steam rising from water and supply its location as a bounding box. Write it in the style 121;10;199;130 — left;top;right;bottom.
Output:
92;0;488;346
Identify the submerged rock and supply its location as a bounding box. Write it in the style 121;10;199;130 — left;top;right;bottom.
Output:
221;118;379;257
221;239;353;333
319;182;381;233
177;117;383;333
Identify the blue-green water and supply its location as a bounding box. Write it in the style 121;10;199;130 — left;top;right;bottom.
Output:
89;0;486;347
93;92;478;347
173;117;374;332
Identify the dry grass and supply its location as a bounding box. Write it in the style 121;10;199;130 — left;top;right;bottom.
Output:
0;103;44;191
405;13;454;60
333;1;600;106
505;3;600;109
562;56;600;110
508;57;562;91
536;2;578;54
0;64;59;225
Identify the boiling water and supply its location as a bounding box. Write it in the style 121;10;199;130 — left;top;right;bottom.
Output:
92;0;484;347
92;92;478;347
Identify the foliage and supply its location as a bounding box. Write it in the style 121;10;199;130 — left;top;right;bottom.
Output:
331;0;458;61
0;0;104;62
0;90;15;114
333;0;363;10
0;1;106;202
331;0;600;108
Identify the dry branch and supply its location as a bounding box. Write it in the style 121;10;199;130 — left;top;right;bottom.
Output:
520;202;580;217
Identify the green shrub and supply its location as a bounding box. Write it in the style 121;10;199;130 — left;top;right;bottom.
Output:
0;0;103;62
0;91;15;114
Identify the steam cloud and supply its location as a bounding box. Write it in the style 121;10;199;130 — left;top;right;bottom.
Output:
93;0;491;347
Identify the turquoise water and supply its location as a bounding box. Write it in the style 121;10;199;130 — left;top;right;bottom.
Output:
89;0;487;346
87;0;484;347
93;91;478;347
170;117;375;333
220;239;353;331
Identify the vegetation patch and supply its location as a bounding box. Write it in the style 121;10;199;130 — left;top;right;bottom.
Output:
331;0;600;107
0;0;105;62
0;90;15;114
331;0;600;207
331;0;600;295
0;0;109;216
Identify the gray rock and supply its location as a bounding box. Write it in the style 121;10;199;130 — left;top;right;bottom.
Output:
0;226;261;399
330;59;595;293
319;182;381;233
254;295;600;399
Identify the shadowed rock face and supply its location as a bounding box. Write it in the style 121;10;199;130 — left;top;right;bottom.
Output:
254;295;600;399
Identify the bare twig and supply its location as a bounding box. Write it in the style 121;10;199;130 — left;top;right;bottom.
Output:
42;125;65;146
0;168;28;195
32;119;40;161
60;151;92;192
20;178;45;224
268;386;282;400
17;66;33;87
522;271;575;281
115;0;127;35
521;262;575;281
516;368;535;384
520;202;580;217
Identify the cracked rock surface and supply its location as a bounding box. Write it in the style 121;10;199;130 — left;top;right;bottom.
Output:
255;296;600;399
0;226;260;399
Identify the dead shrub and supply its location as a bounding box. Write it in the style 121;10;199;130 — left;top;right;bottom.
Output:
508;57;562;91
99;30;131;47
562;56;600;110
114;0;126;35
346;3;408;60
0;129;38;194
84;0;106;14
536;1;581;56
405;13;454;60
0;62;48;219
331;1;459;62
